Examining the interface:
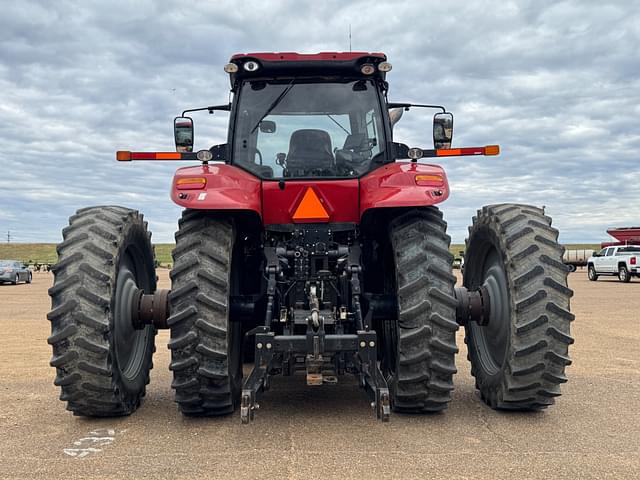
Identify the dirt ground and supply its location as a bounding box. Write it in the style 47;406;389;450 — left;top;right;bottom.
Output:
0;269;638;479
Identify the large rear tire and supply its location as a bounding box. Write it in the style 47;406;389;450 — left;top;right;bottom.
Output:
464;204;574;410
168;210;242;416
47;206;157;416
385;207;459;413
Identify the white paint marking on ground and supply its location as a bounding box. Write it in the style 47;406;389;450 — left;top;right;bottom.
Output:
63;428;118;458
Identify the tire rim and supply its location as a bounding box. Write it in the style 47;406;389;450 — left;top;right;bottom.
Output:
114;252;150;383
470;248;510;376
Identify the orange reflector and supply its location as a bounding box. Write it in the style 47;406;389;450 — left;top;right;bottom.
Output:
415;174;444;186
436;148;462;157
156;152;182;160
176;177;207;190
485;145;500;155
116;151;131;161
292;188;330;223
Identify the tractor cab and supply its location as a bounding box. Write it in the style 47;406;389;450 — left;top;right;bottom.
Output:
173;53;458;179
231;77;387;179
177;53;395;179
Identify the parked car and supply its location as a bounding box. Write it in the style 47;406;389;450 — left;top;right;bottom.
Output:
0;260;32;285
587;245;640;283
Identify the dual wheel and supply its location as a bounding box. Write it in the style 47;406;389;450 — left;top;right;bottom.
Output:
48;204;573;417
383;204;573;413
48;207;241;416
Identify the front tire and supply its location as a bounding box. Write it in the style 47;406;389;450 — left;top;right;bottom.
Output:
47;206;157;416
464;204;574;410
385;207;459;413
168;210;242;416
588;265;598;281
618;265;631;283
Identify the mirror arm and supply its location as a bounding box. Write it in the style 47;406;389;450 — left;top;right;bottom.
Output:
387;103;447;113
182;104;231;116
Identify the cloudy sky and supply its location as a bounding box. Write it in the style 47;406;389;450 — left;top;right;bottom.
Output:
1;0;638;244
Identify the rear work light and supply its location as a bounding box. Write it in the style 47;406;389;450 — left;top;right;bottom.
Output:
176;177;207;190
360;64;375;75
224;63;239;73
408;148;423;160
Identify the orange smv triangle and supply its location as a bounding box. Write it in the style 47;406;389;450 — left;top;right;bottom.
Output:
292;187;330;223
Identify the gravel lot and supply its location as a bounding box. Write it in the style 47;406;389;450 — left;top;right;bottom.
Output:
0;269;638;479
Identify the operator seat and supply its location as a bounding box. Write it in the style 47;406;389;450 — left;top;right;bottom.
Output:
286;129;334;175
335;133;371;174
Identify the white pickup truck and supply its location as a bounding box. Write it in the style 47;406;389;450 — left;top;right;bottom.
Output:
587;245;640;282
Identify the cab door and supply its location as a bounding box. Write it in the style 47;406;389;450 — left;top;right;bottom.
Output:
603;248;616;273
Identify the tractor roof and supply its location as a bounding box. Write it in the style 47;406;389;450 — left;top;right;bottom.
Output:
226;52;390;87
230;52;386;62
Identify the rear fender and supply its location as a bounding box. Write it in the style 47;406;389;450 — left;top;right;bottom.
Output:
171;164;262;218
359;162;449;218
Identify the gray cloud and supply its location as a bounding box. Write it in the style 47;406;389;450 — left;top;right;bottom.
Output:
1;0;638;244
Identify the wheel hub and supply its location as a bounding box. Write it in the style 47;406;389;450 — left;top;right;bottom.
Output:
114;259;151;382
130;288;170;329
468;251;510;375
454;285;490;326
455;250;512;375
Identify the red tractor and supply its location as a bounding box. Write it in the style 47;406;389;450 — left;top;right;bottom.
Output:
48;52;573;423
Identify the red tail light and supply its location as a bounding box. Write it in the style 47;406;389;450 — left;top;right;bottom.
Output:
631;257;637;265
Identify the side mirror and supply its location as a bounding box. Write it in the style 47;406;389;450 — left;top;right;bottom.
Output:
174;117;194;152
433;112;453;149
259;120;276;133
